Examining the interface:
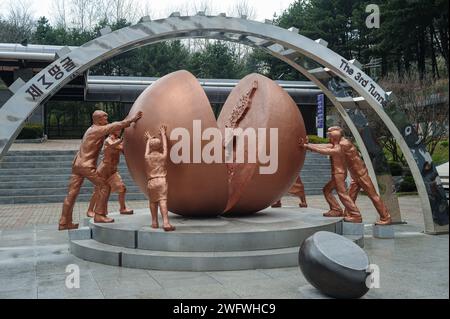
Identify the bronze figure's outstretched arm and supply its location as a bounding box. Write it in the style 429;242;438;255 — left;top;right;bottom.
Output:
109;137;123;148
101;111;143;136
299;137;336;155
307;144;340;156
144;131;151;157
160;125;168;158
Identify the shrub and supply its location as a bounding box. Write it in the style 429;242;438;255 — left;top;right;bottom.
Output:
17;124;44;139
399;175;417;192
307;135;329;144
388;161;403;176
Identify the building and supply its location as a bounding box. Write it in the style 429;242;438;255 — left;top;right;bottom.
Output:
0;43;329;138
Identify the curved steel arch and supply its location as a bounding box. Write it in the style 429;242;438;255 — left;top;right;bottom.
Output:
0;15;446;233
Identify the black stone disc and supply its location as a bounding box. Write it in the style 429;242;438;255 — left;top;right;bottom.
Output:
298;231;370;299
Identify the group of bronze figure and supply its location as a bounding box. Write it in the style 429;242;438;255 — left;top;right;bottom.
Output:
58;112;391;232
270;126;391;225
58;110;175;231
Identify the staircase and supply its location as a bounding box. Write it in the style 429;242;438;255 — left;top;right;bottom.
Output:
436;162;449;199
0;150;330;204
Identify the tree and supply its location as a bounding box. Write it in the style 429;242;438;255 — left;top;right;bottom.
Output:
0;0;35;43
33;17;54;44
187;41;241;79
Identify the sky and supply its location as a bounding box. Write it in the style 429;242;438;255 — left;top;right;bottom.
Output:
0;0;297;23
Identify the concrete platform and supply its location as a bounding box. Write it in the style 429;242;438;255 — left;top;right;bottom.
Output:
70;207;351;271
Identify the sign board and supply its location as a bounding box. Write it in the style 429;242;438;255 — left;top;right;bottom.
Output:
316;93;325;137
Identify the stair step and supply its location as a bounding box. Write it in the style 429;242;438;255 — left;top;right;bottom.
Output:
0;185;141;196
0;174;135;183
6;150;77;156
0;161;130;169
1;155;76;162
70;239;299;271
0;167;134;175
0;149;330;204
0;192;147;204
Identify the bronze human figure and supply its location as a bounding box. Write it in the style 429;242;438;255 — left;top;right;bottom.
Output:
58;110;142;230
331;126;392;225
299;129;362;223
86;129;134;218
144;125;175;231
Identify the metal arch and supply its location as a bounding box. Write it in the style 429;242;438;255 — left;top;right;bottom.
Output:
0;15;445;233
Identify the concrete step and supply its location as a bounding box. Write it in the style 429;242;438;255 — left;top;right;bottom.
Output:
0;167;134;175
304;188;324;195
0;167;331;176
0;161;130;169
70;208;343;271
70;239;299;271
6;150;77;156
0;158;329;167
89;209;340;251
0;192;147;204
1;155;76;162
0;174;135;183
0;149;330;204
0;177;137;188
300;176;330;183
0;179;322;190
0;185;141;196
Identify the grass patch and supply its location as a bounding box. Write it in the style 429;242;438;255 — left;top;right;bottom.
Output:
432;140;449;165
395;192;419;196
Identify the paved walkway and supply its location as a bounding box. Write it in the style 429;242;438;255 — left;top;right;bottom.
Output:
0;195;448;299
0;194;428;230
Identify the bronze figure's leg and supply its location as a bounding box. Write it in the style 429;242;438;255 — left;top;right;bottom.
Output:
271;200;282;208
358;174;392;225
344;179;360;217
159;199;175;232
333;174;362;223
296;181;308;208
149;201;159;228
112;174;133;215
118;187;134;215
86;187;98;218
84;170;113;223
59;173;83;230
322;179;344;217
289;176;308;208
348;179;360;203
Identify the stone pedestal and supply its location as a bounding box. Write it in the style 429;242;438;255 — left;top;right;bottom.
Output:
373;224;395;239
68;227;91;240
342;222;364;236
69;207;359;271
83;217;92;227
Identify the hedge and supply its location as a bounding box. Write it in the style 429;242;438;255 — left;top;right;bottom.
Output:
17;124;44;139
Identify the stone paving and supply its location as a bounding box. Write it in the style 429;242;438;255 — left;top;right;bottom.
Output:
0;194;448;299
0;194;425;230
1;141;448;299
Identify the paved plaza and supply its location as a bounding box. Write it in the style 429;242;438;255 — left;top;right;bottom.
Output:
0;194;448;299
